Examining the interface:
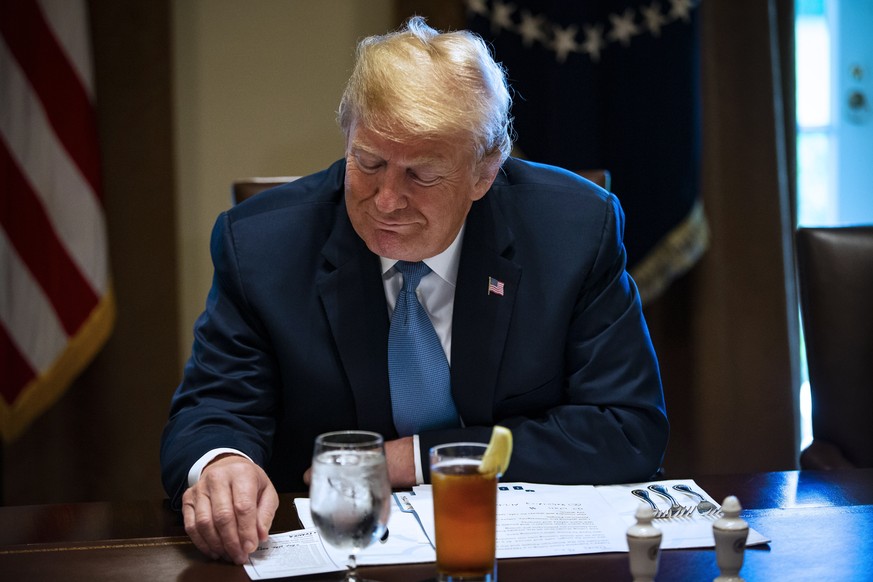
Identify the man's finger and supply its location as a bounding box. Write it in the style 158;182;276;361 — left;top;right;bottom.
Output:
182;494;218;560
257;484;280;541
184;486;227;559
230;478;261;560
197;480;240;561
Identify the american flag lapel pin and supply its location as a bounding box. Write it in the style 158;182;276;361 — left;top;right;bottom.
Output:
487;276;505;296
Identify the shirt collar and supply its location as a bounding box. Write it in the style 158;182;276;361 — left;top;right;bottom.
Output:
379;225;465;286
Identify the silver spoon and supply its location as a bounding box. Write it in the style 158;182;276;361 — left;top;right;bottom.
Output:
631;488;668;518
672;484;719;515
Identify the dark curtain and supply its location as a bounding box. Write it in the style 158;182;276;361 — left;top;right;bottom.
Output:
466;1;707;305
397;0;800;476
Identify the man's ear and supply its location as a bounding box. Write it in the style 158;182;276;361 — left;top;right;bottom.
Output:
471;156;502;201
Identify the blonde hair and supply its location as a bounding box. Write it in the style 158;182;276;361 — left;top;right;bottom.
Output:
338;16;513;166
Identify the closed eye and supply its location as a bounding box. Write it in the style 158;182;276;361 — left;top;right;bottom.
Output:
353;152;383;174
409;170;441;186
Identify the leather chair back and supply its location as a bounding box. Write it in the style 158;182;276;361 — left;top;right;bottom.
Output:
796;226;873;469
233;176;300;205
232;169;611;206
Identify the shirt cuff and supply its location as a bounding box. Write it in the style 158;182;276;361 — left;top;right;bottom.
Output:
187;448;253;487
413;434;425;485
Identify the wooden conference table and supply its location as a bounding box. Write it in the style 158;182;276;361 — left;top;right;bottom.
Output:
1;468;871;581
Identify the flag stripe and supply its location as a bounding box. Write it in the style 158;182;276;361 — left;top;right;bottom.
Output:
36;0;94;97
0;37;109;293
0;326;36;403
0;0;102;198
0;139;99;335
0;228;71;374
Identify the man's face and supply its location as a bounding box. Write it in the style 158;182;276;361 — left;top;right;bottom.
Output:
344;124;496;261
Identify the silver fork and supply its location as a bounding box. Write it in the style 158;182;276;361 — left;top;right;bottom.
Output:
647;484;694;517
631;488;672;519
672;484;722;517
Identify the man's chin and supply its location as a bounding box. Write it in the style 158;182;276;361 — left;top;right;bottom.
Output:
368;231;423;261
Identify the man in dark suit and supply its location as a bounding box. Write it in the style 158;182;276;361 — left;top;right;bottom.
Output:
161;17;668;565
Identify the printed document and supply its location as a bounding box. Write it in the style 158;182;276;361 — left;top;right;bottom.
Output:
244;479;769;579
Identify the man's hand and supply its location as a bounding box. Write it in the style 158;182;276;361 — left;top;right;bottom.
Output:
303;436;416;488
384;436;416;487
181;454;279;564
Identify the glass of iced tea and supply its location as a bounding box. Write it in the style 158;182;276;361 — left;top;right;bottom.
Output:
430;442;498;582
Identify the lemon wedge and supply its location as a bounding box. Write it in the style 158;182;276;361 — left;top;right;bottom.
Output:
479;425;513;477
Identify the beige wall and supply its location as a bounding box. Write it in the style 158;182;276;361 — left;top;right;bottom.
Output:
172;0;393;360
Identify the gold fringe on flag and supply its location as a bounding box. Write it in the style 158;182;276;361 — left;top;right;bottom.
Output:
0;288;116;442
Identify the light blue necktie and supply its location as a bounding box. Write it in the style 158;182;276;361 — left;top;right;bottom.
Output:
388;261;459;436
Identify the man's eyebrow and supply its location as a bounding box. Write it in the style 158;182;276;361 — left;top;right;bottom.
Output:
350;144;448;168
407;155;449;167
349;143;380;157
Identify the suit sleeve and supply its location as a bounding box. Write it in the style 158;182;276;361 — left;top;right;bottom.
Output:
420;192;668;485
160;212;278;509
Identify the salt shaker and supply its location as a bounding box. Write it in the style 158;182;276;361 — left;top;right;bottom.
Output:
712;495;749;582
627;504;662;582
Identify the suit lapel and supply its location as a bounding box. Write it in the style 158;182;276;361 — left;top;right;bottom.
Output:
451;195;520;426
317;206;397;438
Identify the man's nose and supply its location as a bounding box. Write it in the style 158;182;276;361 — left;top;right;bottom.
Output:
374;167;408;213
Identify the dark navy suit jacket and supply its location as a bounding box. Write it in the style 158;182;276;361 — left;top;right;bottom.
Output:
161;157;668;509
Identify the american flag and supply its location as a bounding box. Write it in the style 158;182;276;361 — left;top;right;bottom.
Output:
488;276;505;296
0;0;114;441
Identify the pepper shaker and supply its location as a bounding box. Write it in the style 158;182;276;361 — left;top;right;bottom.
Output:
712;495;749;582
627;504;662;582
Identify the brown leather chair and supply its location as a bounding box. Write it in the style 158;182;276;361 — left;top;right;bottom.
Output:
577;169;611;191
232;169;611;205
796;226;873;469
232;176;300;205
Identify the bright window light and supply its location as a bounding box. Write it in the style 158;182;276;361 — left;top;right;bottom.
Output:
796;16;831;128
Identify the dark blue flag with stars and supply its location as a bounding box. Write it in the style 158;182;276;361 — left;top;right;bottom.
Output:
467;0;708;303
